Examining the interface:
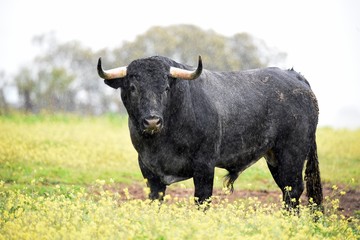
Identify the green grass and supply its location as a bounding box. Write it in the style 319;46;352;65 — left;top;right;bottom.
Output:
0;114;359;192
316;127;360;187
0;114;359;239
0;114;139;191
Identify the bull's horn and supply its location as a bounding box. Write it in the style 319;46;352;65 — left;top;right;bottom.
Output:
169;56;202;80
97;58;127;79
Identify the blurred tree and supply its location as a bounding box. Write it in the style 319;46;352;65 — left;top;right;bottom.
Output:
32;34;113;114
0;71;9;114
14;65;76;113
14;67;36;113
112;25;286;71
35;67;76;112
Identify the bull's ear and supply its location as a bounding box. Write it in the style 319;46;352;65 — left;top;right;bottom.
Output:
104;79;123;89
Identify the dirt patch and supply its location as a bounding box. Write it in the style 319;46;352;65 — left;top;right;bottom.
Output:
102;183;359;217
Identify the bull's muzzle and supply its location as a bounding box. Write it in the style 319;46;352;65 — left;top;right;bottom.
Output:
142;116;163;134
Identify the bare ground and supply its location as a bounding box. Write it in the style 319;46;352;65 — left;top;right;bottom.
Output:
103;183;359;217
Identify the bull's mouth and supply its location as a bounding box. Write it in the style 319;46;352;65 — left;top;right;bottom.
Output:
142;126;162;136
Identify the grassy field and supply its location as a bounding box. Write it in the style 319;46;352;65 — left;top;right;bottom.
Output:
0;114;359;239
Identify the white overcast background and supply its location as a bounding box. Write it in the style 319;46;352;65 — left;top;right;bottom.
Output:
1;0;359;128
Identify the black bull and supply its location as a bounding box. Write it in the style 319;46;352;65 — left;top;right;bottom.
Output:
97;56;323;208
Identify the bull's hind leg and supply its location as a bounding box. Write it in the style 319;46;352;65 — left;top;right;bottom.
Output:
266;147;306;210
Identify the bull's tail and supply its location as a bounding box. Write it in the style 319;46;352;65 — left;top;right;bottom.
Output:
305;135;323;207
224;171;239;193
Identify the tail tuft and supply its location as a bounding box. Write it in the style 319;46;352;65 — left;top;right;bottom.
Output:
224;171;239;193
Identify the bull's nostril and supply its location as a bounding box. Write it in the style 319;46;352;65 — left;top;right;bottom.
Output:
143;118;149;127
143;117;162;128
155;118;162;126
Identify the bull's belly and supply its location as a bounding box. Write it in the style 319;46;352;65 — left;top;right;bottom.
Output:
216;154;258;172
161;175;191;185
217;143;271;172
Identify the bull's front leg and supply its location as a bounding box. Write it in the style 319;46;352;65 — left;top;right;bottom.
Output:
138;157;166;200
193;161;215;205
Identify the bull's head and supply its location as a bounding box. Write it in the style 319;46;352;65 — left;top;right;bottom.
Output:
97;56;202;136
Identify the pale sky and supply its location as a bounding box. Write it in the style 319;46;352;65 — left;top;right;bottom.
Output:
1;0;359;128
